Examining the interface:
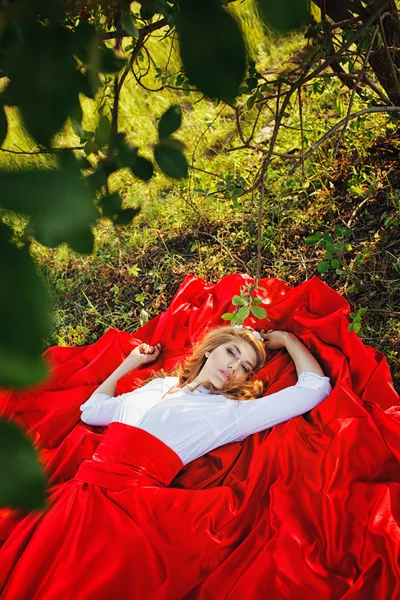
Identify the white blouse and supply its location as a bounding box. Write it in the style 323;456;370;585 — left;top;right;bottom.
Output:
80;372;332;465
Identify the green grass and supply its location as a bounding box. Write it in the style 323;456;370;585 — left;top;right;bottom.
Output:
1;1;399;388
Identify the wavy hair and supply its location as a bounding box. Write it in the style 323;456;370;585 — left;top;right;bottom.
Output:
166;325;267;401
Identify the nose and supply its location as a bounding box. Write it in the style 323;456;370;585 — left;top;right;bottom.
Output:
228;359;240;372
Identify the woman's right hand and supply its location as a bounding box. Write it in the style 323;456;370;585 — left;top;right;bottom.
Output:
127;343;162;366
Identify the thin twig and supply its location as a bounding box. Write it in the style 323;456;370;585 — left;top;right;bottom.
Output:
291;105;400;172
298;86;305;176
334;25;379;157
0;146;84;154
378;12;400;102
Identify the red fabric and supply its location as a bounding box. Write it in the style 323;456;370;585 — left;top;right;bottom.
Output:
0;274;399;599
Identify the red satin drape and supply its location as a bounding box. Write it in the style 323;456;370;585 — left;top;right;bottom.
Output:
0;274;399;599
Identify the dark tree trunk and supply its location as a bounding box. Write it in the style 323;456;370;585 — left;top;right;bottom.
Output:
313;0;400;105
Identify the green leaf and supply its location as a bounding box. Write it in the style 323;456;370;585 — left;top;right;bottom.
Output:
94;114;110;149
0;420;47;510
121;12;139;38
334;97;344;117
256;0;309;33
358;308;367;317
176;0;247;99
317;260;330;274
158;104;182;139
250;305;267;319
222;312;234;320
232;295;245;306
331;258;340;269
154;142;188;179
72;21;97;64
305;231;322;245
115;139;154;182
0;104;8;146
236;306;250;323
252;298;262;305
99;193;122;218
0;153;100;253
0;223;50;388
131;154;154;182
3;23;81;145
98;47;128;74
113;207;140;226
246;95;256;110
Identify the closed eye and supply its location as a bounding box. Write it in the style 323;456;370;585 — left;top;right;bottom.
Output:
227;347;250;373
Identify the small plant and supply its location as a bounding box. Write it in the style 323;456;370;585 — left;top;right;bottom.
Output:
221;283;267;326
305;226;353;275
215;173;247;207
348;307;367;334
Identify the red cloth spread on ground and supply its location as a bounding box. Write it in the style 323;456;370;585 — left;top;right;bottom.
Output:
0;274;399;599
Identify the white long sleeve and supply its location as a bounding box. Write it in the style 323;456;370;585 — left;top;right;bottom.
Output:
234;371;332;440
80;378;165;426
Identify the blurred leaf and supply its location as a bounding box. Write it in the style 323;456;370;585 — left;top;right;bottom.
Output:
0;153;99;252
0;104;8;146
130;154;154;182
72;21;97;64
99;193;122;218
176;0;247;99
334;97;344;117
113;207;140;226
256;0;309;33
98;47;128;74
154;142;188;179
3;23;80;145
94;114;110;149
0;420;47;510
140;308;149;327
115;137;154;181
158;104;182;139
121;12;139;38
246;95;256;110
0;222;50;388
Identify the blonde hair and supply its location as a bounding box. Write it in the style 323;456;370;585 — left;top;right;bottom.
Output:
166;325;267;401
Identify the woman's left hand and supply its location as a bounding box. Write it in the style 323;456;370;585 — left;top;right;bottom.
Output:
260;329;291;350
127;343;162;366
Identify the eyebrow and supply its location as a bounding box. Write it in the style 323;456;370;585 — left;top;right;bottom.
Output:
232;344;255;370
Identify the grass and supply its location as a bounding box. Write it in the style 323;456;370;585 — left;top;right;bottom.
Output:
0;1;399;389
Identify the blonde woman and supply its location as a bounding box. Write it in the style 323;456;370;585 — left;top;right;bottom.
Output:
0;325;331;599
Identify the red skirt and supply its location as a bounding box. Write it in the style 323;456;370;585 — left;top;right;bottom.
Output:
0;422;228;600
1;274;399;599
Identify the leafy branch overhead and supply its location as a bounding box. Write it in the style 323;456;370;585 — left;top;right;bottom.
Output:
0;0;308;391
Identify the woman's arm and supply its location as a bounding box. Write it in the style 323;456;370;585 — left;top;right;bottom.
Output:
80;343;162;426
93;343;162;397
261;330;325;377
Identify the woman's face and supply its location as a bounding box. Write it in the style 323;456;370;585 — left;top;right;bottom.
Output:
196;337;258;389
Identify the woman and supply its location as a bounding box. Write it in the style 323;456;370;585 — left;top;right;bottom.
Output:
0;326;331;600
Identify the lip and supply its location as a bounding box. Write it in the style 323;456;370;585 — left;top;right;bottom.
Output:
219;369;231;382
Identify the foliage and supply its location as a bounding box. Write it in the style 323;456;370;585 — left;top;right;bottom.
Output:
222;284;267;325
